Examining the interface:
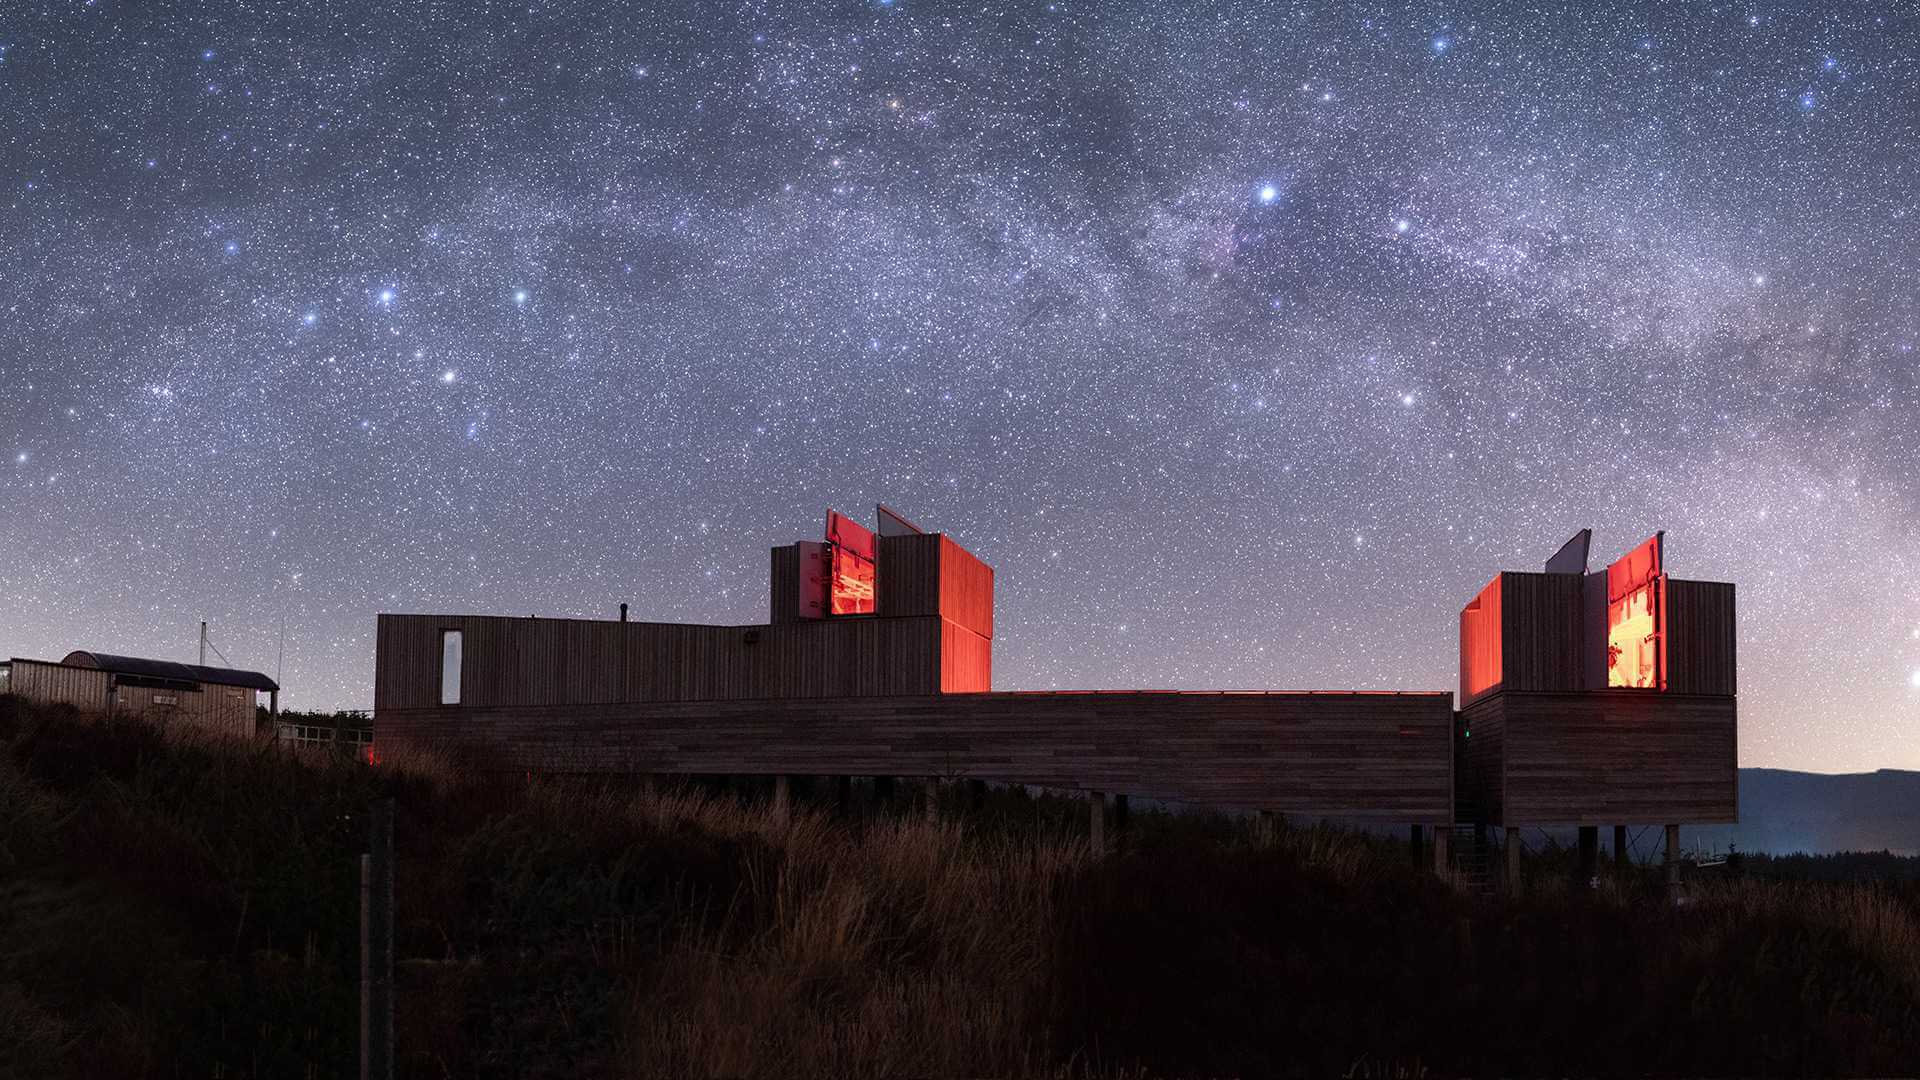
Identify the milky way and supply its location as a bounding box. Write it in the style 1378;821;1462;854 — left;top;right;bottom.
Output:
2;2;1916;771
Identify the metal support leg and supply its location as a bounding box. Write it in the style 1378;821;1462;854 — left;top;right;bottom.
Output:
1089;790;1106;856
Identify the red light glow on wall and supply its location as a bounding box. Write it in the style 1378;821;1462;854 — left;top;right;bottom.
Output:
1459;573;1502;700
1606;532;1666;689
826;509;877;615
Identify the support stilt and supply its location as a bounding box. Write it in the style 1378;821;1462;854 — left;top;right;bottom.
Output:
1665;824;1681;889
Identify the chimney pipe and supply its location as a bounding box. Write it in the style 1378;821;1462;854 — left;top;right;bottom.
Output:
619;603;628;623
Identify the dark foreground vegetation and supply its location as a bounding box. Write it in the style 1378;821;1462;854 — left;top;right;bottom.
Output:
3;696;1917;1078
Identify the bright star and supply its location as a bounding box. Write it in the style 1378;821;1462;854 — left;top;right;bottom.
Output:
1431;37;1450;53
1910;669;1920;689
1258;184;1278;204
1798;91;1817;111
377;288;395;306
1400;393;1416;407
303;312;317;325
513;289;528;305
441;370;458;383
1394;218;1411;234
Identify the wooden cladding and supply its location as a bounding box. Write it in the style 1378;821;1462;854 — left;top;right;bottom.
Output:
7;658;110;709
1666;579;1736;696
375;613;960;711
876;533;994;639
1459;575;1502;702
1460;571;1734;700
1498;573;1586;694
1459;690;1736;826
376;690;1456;822
941;622;991;693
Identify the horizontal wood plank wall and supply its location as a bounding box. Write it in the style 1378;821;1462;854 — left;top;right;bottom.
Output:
376;614;946;710
940;621;991;692
376;691;1455;821
1666;579;1736;696
6;659;111;710
1499;572;1585;693
938;536;994;639
1494;690;1736;825
1457;696;1505;823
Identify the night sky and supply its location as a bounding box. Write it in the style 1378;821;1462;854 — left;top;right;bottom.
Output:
2;2;1916;773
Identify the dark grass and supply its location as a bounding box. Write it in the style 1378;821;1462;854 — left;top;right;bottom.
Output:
3;695;1917;1078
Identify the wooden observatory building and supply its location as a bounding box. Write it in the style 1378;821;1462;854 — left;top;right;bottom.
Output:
2;650;278;740
373;506;1458;826
1456;529;1738;874
374;508;1737;880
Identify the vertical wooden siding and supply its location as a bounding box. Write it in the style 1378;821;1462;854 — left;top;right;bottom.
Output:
938;536;994;640
1666;579;1736;696
1459;575;1502;702
6;659;111;710
376;613;948;711
1498;572;1585;693
940;621;991;692
1457;696;1506;823
770;545;800;623
877;534;994;640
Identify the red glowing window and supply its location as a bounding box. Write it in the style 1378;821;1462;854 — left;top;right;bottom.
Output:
825;510;876;615
1606;533;1666;689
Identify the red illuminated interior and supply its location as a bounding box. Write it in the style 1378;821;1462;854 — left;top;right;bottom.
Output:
1606;533;1666;689
826;510;877;615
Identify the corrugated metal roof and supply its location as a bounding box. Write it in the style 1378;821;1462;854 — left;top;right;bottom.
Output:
61;651;279;692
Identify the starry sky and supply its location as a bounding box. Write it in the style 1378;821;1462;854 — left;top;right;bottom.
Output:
2;1;1916;773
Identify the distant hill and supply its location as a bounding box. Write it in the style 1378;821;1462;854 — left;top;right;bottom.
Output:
1694;768;1920;856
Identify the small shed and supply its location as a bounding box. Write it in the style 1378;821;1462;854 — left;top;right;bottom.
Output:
2;650;278;740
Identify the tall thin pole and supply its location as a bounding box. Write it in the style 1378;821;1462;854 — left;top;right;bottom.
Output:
199;620;207;666
362;799;395;1080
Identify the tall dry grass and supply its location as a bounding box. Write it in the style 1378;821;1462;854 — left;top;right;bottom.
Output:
6;696;1920;1077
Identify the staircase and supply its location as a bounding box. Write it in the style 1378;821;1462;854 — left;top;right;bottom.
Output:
1450;825;1495;893
1449;796;1496;893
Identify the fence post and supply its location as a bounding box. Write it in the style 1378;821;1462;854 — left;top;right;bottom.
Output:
363;798;394;1080
1088;790;1107;856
